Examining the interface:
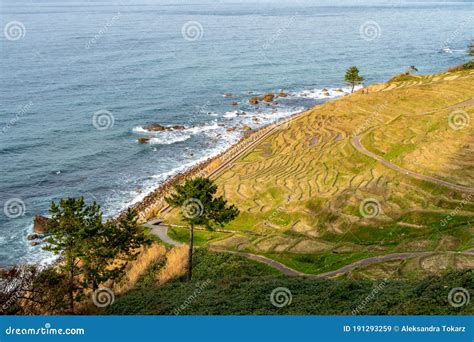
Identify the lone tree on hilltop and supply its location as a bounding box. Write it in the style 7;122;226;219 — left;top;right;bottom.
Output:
345;66;365;93
406;65;418;74
165;177;239;281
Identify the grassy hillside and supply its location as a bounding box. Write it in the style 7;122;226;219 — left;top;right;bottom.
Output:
163;69;474;276
106;250;474;315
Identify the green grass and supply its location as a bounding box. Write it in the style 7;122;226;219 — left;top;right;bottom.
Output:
320;211;473;251
167;226;229;246
266;251;380;274
384;143;417;161
105;249;474;315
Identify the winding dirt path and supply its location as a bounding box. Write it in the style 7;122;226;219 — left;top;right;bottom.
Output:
151;97;474;277
150;224;474;278
351;136;474;193
351;97;474;193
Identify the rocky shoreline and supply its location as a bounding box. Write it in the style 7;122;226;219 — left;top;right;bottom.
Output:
118;108;308;224
116;82;362;223
27;88;350;239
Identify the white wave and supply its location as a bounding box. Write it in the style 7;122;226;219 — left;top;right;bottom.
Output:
149;134;191;145
441;47;465;54
223;110;239;118
184;122;220;134
132;126;148;133
291;85;362;99
134;122;219;136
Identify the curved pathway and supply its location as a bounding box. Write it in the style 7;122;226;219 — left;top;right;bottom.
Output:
351;136;474;193
151;96;474;276
351;97;474;193
149;223;474;278
144;220;183;246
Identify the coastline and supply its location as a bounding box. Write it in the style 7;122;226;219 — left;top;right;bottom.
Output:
120;92;351;224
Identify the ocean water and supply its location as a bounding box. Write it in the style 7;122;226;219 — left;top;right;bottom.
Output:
0;0;472;266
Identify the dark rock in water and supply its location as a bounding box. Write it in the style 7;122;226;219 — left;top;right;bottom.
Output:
249;96;259;105
226;127;236;132
322;88;328;92
137;137;151;144
223;93;233;97
262;93;274;102
33;215;51;234
231;101;239;106
144;123;167;131
278;90;287;97
27;234;39;241
336;88;344;92
30;241;41;246
144;123;185;131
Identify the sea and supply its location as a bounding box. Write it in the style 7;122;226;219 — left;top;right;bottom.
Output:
0;0;472;266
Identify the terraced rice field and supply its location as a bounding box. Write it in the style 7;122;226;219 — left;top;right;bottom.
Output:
164;69;474;276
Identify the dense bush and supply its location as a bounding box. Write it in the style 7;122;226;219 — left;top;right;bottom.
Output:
105;251;473;315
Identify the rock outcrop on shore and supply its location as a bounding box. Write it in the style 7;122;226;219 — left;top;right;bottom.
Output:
248;92;281;105
262;93;274;102
144;124;186;132
249;97;259;105
33;215;51;234
138;137;151;144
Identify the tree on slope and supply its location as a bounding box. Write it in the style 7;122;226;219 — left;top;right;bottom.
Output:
165;177;239;281
43;197;148;312
345;66;364;93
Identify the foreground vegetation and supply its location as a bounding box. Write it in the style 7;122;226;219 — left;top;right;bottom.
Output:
106;250;473;315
